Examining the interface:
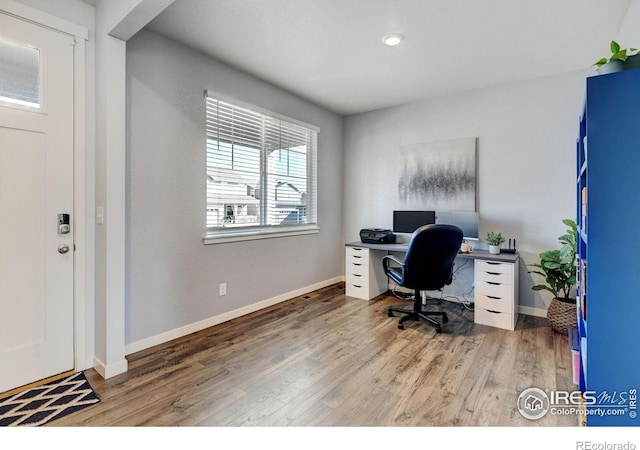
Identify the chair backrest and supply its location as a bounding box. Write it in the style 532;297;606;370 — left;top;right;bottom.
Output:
401;224;464;290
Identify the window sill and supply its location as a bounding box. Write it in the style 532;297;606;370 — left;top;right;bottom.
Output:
203;225;320;245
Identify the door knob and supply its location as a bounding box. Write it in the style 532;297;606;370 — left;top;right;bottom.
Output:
58;244;70;254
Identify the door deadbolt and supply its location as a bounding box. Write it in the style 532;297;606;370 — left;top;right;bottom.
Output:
58;213;70;234
58;244;70;254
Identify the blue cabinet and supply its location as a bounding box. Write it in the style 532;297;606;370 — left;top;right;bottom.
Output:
576;68;640;426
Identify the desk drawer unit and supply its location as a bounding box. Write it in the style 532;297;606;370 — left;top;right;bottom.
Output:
474;259;519;330
345;246;387;300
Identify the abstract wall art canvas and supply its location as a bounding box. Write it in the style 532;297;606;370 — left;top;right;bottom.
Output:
398;137;477;211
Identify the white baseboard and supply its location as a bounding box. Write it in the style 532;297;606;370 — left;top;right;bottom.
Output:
125;276;345;356
518;305;547;318
92;355;128;379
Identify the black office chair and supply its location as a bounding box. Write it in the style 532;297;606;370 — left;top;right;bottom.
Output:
383;224;463;332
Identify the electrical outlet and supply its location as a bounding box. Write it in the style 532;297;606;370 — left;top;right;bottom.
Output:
219;283;227;296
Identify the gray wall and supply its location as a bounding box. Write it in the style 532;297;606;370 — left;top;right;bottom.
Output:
126;30;344;346
343;69;589;311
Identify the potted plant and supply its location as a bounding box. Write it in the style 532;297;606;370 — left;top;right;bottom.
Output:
485;231;505;255
594;40;640;75
528;219;577;334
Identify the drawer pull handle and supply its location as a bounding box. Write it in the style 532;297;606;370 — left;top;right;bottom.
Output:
486;309;500;314
486;262;500;265
353;248;363;251
353;274;362;277
353;256;362;259
487;271;500;275
353;285;362;288
487;295;501;300
486;281;501;285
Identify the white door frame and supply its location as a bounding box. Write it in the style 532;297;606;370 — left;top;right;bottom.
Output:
0;0;90;372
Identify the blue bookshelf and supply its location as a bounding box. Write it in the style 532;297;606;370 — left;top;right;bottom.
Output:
576;68;640;426
576;102;587;396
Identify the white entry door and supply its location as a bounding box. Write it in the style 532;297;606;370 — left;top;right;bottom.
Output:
0;11;75;393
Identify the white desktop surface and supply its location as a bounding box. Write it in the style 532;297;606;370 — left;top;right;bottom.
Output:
345;241;519;263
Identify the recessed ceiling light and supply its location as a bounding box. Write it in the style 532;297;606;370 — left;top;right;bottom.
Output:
382;33;404;47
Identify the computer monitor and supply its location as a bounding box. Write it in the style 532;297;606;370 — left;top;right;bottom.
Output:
393;210;436;234
436;211;479;240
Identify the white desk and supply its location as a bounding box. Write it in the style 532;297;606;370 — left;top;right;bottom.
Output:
344;242;520;330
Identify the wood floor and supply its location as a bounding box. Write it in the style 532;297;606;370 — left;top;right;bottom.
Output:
51;283;577;426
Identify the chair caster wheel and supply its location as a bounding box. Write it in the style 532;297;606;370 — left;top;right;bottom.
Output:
398;323;404;330
435;328;442;333
387;310;394;317
443;315;449;323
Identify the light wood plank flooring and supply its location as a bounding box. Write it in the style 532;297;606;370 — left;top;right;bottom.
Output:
51;283;576;426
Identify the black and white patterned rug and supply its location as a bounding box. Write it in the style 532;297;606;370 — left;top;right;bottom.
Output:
0;371;100;426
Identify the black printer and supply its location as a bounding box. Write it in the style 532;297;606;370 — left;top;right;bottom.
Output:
359;228;396;244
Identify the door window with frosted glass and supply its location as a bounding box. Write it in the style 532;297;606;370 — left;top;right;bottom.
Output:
0;37;40;108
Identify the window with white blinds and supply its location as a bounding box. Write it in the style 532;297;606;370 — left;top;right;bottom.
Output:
205;91;319;242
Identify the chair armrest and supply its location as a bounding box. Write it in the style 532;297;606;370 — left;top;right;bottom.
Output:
382;254;404;274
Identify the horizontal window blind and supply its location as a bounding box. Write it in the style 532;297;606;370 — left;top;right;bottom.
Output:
205;92;318;238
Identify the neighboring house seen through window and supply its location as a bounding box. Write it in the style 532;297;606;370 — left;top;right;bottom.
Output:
205;91;319;243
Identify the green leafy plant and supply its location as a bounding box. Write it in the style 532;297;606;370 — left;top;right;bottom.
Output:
485;231;505;246
529;219;577;302
594;40;638;67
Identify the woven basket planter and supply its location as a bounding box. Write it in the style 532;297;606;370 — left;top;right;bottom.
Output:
546;297;577;335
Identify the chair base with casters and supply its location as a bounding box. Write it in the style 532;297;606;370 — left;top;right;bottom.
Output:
387;289;448;332
381;224;464;334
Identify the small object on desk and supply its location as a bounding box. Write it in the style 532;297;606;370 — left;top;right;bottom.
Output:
359;228;396;244
460;240;472;253
501;238;517;254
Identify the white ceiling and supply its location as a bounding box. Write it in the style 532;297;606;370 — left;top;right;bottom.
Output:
144;0;631;115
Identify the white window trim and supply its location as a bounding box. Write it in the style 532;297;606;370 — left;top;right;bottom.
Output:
203;224;320;245
204;90;319;244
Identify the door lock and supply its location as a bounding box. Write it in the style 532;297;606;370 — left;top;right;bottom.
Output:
58;244;70;254
58;213;70;234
